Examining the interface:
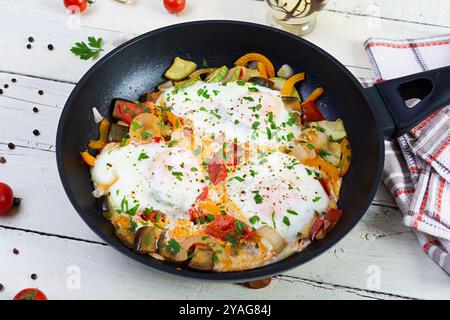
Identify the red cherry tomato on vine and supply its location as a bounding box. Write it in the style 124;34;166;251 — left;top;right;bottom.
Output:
64;0;89;14
14;288;47;300
0;182;14;216
163;0;186;14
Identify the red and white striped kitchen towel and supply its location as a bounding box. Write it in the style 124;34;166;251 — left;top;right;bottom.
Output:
364;34;450;275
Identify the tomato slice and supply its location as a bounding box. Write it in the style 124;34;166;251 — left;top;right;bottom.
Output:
323;208;343;233
14;288;47;300
207;157;228;185
301;101;325;123
114;100;154;124
204;215;254;241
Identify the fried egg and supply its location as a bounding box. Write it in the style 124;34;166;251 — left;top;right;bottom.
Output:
91;142;207;221
159;82;301;147
227;151;329;243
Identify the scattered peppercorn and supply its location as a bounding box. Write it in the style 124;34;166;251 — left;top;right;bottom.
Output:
11;78;17;83
38;90;44;95
33;107;39;113
31;274;38;280
0;156;6;164
0;89;3;94
33;129;40;136
0;283;4;291
27;44;32;49
47;44;54;51
4;84;8;89
28;36;34;43
13;248;19;255
7;143;15;150
13;198;21;208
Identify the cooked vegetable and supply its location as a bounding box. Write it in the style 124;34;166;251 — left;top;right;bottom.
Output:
248;77;275;89
112;99;154;124
88;118;110;149
188;244;214;271
164;57;197;81
128;113;163;143
115;227;135;248
282;96;300;111
81;151;95;167
277;64;294;79
108;123;129;142
256;226;287;253
189;68;215;80
135;226;159;254
318;142;342;167
339;138;351;176
311;119;346;142
301;101;324;123
206;66;228;83
257;62;268;78
144;91;163;102
280;72;305;96
271;77;300;99
304;87;324;103
234;53;275;78
14;288;47;300
223;66;244;83
292;142;315;162
92;107;104;123
174;78;198;89
303;157;339;181
157;81;174;91
323;208;343;233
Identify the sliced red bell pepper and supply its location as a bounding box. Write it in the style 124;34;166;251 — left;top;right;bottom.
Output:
323;208;343;233
301;101;325;123
113;100;155;125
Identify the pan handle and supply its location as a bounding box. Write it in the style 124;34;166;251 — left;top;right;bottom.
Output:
365;66;450;140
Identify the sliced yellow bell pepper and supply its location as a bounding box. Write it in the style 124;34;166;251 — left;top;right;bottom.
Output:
199;202;221;215
88;119;110;150
234;53;275;78
304;87;324;103
257;62;268;78
304;157;340;181
280;72;305;96
339;138;351;176
81;151;96;167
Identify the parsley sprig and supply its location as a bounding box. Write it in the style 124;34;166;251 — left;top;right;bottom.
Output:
71;36;104;60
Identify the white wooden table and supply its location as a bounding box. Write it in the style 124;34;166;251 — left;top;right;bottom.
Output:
0;0;449;300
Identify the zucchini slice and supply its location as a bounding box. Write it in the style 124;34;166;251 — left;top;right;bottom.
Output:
206;66;229;82
312;119;347;142
164;57;197;81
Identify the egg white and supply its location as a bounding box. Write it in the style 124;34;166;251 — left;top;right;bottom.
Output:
91;142;207;221
158;81;301;148
227;151;329;243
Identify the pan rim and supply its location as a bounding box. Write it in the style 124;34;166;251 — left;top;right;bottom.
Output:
56;20;385;282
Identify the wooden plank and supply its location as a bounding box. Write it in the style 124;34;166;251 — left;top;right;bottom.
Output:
1;0;450;82
0;226;399;300
327;0;450;28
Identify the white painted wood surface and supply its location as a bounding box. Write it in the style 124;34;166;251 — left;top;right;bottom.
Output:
0;0;449;300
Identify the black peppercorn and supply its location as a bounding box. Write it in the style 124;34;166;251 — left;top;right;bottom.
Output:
31;274;38;280
48;44;54;51
0;283;4;291
33;129;40;136
0;157;6;164
4;84;8;89
13;248;19;255
27;44;32;49
11;78;16;83
0;89;3;94
38;90;44;95
7;143;15;150
28;36;34;43
33;107;39;113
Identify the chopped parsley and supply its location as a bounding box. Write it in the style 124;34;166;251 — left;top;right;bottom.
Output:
167;239;181;254
235;220;246;235
233;176;245;182
287;209;299;216
252;190;263;204
282;216;291;226
130;121;143;131
138;151;149;161
248;87;259;92
318;149;331;158
249;215;260;225
312;196;322;203
305;168;312;176
190;167;198;172
171;171;183;181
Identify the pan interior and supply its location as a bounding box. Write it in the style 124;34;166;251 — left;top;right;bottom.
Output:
57;21;383;281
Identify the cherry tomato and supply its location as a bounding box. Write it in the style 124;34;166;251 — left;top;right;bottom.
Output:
14;288;47;300
64;0;88;14
163;0;186;14
0;182;14;216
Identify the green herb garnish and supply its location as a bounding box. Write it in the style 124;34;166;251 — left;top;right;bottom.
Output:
70;36;104;60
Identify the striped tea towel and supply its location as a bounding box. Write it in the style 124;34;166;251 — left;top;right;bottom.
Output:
364;34;450;275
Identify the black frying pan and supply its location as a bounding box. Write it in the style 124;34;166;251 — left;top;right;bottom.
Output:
56;21;450;282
